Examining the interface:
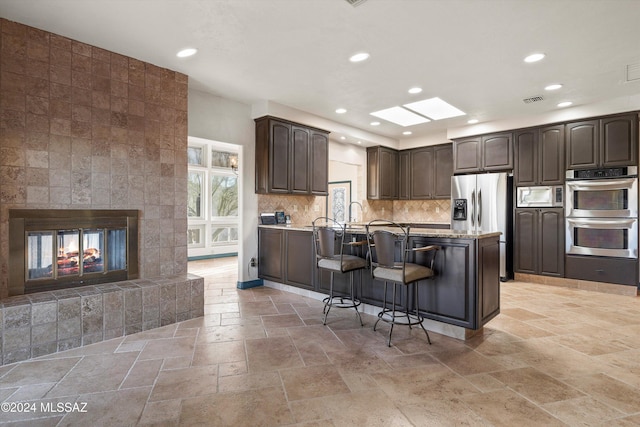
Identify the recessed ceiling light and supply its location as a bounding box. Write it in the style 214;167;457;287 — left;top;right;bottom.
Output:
357;141;362;144
557;101;572;107
467;119;479;124
176;48;197;58
340;136;346;140
370;106;430;127
544;84;563;91
402;131;412;135
335;108;347;114
524;53;545;63
370;121;380;126
408;87;422;94
349;52;370;62
403;97;465;120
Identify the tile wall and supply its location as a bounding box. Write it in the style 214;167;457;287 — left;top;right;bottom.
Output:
0;19;189;299
0;275;205;365
257;195;451;225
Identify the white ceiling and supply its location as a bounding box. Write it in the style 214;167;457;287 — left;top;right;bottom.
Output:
2;0;640;146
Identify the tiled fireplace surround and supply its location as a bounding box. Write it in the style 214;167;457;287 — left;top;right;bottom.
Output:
0;19;204;365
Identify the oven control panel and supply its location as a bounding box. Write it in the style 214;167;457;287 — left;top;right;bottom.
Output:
567;166;637;180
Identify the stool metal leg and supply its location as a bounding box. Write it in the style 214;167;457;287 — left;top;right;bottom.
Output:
351;270;363;327
388;282;398;347
323;271;334;325
373;281;388;332
322;269;363;327
406;284;412;329
415;281;431;345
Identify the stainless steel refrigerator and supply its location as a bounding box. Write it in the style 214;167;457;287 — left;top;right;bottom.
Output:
451;172;513;281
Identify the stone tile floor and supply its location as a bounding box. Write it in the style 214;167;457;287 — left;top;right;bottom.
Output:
1;257;639;426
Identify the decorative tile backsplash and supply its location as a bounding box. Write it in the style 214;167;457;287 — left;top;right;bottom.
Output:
258;195;451;225
392;199;451;223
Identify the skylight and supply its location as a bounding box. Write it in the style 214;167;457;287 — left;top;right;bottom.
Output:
370;106;430;127
403;97;465;120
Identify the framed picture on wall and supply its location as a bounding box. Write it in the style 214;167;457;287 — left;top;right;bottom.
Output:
327;181;351;223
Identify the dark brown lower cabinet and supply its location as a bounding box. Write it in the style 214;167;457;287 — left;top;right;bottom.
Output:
514;208;564;277
284;230;315;290
412;236;500;329
258;228;314;289
258;227;501;330
258;227;285;282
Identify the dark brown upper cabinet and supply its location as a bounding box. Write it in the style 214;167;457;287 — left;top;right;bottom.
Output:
402;144;453;200
453;132;513;173
566;113;638;169
369;143;452;201
601;114;638;167
514;125;565;186
367;146;398;200
410;147;434;199
291;126;310;194
255;116;329;195
398;150;411;200
310;130;329;195
433;144;454;198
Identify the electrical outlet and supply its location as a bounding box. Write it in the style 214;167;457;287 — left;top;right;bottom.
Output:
436;206;440;213
250;257;256;267
293;205;298;212
404;207;408;213
314;205;319;212
305;205;308;212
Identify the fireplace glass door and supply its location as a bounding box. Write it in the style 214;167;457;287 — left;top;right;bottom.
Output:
26;227;127;284
27;231;54;280
10;209;139;296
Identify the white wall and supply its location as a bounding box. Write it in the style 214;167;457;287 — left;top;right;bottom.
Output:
188;89;258;283
328;140;367;202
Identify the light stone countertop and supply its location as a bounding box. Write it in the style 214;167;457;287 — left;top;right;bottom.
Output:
258;224;501;240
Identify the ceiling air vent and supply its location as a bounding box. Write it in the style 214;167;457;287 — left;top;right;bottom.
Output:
626;63;640;82
523;95;544;104
344;0;368;6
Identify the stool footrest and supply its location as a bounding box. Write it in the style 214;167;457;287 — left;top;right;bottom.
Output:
323;296;362;310
376;309;423;327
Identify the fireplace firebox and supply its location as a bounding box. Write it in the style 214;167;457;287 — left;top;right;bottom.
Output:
9;210;139;295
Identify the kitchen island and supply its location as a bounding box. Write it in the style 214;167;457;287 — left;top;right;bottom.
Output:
257;224;501;339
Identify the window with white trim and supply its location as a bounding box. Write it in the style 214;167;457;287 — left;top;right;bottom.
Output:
187;138;239;257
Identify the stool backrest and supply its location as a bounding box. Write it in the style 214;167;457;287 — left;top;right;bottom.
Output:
312;217;345;261
366;219;410;269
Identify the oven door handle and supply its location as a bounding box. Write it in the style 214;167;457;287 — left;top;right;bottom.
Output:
566;217;637;229
566;178;637;191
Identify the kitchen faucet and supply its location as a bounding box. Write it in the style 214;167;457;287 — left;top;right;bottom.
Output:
348;201;364;223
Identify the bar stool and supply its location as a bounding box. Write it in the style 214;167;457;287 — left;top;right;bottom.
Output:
366;219;440;347
312;217;368;326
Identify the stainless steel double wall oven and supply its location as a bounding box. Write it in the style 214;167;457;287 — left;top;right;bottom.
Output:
565;167;639;285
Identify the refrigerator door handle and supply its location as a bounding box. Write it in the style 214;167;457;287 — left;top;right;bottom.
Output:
478;189;482;227
471;190;476;227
